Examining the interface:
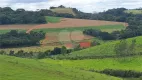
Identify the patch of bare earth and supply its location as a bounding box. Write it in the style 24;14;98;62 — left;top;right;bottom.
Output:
0;24;37;30
26;18;127;33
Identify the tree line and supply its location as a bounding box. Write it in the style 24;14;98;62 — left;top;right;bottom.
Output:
0;30;45;48
0;46;73;59
0;7;47;24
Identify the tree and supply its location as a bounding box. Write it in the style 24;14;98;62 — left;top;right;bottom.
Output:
128;39;136;54
61;46;67;54
114;40;128;56
0;50;6;55
9;50;15;56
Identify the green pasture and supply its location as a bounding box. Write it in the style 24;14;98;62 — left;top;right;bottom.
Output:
45;16;62;23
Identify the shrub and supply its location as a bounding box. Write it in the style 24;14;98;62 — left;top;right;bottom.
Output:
101;69;142;78
0;50;6;55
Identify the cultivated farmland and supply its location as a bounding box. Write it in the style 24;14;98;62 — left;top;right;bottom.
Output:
51;8;76;16
26;18;127;33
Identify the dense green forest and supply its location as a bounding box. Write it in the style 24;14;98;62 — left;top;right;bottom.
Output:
0;7;47;24
0;30;45;48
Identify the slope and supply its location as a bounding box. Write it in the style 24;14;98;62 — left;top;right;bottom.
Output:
0;55;122;80
55;36;142;59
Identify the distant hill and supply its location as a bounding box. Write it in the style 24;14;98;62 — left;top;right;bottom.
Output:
124;9;142;14
50;8;76;16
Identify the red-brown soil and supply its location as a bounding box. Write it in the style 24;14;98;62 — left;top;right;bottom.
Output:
26;18;127;33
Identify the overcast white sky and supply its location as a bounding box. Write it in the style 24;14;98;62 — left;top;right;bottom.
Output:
0;0;142;13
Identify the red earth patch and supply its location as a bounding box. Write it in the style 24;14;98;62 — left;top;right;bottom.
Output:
79;42;91;48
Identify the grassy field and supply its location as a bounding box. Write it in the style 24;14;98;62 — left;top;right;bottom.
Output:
34;24;125;33
41;56;142;72
124;10;142;14
0;55;122;80
45;16;62;23
55;36;142;59
40;55;142;80
51;8;76;16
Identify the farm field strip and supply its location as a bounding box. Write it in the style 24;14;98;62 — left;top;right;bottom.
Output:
26;18;127;33
0;24;37;30
34;24;125;33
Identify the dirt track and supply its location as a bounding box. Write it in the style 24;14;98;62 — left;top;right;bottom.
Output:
26;18;127;33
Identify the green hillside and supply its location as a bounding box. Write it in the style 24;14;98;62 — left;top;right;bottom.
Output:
41;56;142;80
124;10;142;14
0;55;122;80
41;56;142;73
55;36;142;59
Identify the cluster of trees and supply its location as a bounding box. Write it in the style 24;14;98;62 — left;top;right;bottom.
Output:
0;30;45;48
83;29;116;40
39;9;74;18
101;69;142;78
114;39;136;56
50;5;66;9
0;7;46;24
0;46;73;59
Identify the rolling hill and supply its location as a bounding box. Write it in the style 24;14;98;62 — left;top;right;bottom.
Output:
0;55;122;80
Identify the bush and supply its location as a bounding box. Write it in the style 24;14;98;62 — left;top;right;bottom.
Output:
101;69;142;78
0;50;6;55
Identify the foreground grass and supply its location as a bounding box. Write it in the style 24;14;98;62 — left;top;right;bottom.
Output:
45;16;62;23
34;24;125;33
0;55;122;80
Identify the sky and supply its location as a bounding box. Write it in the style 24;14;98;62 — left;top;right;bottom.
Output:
0;0;142;13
